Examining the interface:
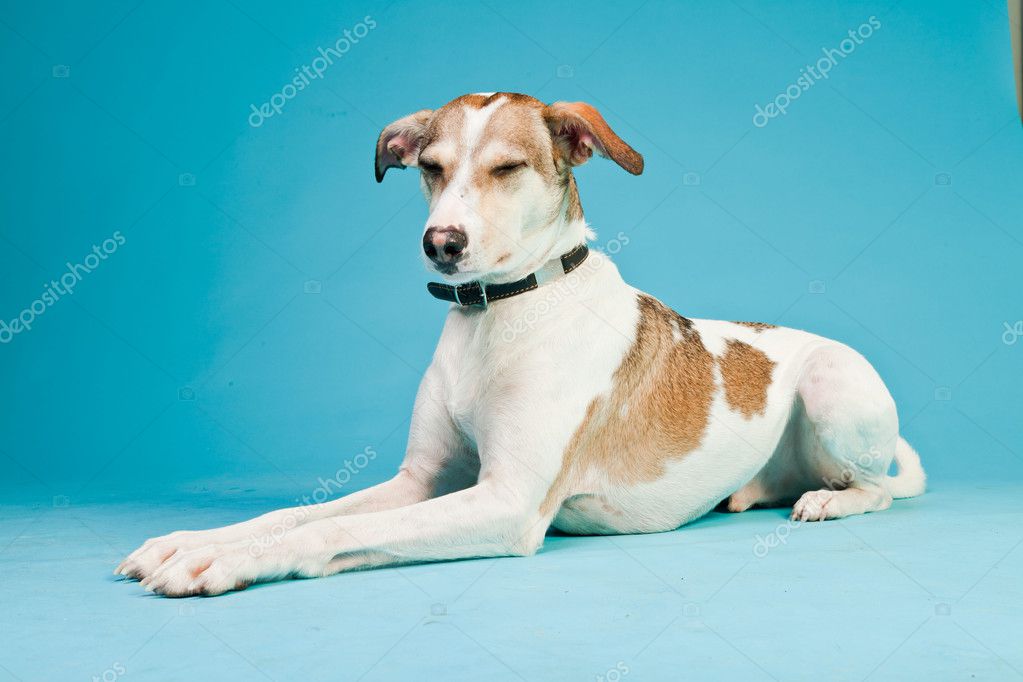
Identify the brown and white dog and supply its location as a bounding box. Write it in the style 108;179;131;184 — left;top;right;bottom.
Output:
117;92;925;597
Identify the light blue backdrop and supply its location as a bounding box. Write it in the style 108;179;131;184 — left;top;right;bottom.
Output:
2;0;1020;502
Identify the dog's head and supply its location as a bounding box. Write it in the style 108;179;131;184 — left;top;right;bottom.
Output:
375;93;643;283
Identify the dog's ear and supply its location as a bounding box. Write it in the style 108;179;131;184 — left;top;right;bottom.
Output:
543;101;643;175
375;109;434;182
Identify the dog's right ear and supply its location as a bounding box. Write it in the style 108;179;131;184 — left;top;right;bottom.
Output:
375;110;434;182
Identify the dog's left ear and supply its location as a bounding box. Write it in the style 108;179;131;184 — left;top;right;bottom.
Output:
375;109;434;182
544;101;643;175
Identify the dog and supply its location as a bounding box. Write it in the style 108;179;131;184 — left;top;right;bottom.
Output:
116;92;925;596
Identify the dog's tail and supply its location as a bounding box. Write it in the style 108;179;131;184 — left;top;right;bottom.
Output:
885;436;926;499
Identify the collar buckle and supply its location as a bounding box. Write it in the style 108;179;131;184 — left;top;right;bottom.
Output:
427;244;588;308
453;281;487;308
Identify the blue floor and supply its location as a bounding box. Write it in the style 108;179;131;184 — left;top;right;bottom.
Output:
1;482;1021;681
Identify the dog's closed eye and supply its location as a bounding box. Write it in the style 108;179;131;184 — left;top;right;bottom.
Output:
419;159;444;175
491;161;527;176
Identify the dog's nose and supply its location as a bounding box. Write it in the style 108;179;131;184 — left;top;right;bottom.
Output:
423;226;468;265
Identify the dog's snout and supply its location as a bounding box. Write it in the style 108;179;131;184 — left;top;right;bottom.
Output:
423;226;468;266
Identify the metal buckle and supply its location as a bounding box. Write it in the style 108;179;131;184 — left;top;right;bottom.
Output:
452;282;486;308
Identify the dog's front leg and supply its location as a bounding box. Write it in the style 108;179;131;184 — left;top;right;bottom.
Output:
118;368;474;580
141;470;554;596
114;471;432;579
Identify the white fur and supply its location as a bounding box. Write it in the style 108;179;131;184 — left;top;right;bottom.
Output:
116;98;925;597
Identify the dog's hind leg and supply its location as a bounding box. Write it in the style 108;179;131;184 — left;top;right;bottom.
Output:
787;345;923;522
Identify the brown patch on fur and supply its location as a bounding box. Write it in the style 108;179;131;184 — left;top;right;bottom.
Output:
564;173;583;222
732;321;776;332
719;339;775;419
544;101;644;174
540;295;715;515
449;93;492;109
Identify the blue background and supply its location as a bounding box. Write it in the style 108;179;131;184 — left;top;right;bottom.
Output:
2;1;1021;680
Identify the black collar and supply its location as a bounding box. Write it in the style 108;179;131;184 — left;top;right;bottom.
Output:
427;244;589;308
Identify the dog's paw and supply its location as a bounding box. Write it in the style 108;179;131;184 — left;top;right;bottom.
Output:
138;542;259;597
725;492;756;513
790;489;835;522
138;541;326;597
116;530;219;581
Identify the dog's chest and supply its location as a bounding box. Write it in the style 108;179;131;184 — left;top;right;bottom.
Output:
446;370;482;445
442;334;529;446
436;303;583;446
438;311;506;445
436;291;638;450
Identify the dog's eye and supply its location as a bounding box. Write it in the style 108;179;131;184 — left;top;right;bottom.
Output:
419;160;443;176
492;161;527;176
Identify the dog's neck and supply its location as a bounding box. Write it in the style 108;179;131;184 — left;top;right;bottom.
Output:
564;172;584;223
480;172;588;286
502;219;589;283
